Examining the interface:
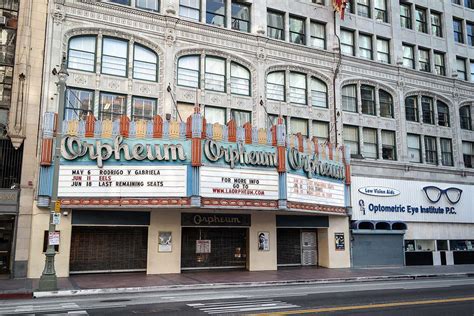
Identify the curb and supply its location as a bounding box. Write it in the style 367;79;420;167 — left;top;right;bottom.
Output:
32;272;474;298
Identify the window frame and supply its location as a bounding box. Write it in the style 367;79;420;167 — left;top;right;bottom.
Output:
463;141;474;168
64;87;95;121
230;109;252;127
204;105;227;125
313;120;329;143
230;62;251;96
467;22;474;46
131;96;157;121
434;51;446;76
101;37;129;78
376;37;390;63
357;0;371;18
361;84;376;115
402;44;415;69
67;35;97;73
179;0;201;21
204;55;226;92
289;15;306;45
342;84;357;112
374;0;387;22
379;89;393;118
341;29;355;56
421;96;434;125
136;0;160;12
99;92;127;121
177;55;201;88
460;105;472;130
267;9;285;40
343;124;360;157
266;71;286;102
453;18;464;44
290;117;309;137
405;95;419;122
133;43;158;82
206;0;226;27
363;127;378;159
415;7;427;33
381;130;396;160
431;11;442;37
418;48;431;72
289;72;307;105
440;138;454;166
424;136;438;165
310;77;327;108
359;33;373;60
400;4;412;29
437;101;450;127
457;57;467;80
407;133;421;163
310;21;326;50
231;1;251;32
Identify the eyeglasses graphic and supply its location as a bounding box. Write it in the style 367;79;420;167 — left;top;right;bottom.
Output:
422;186;463;204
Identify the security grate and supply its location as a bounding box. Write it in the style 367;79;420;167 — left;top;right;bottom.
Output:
277;228;301;265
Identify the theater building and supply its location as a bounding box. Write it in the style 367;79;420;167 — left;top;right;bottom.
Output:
29;112;351;276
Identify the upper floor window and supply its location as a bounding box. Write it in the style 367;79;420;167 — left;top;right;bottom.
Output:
205;105;226;124
206;0;225;27
231;109;251;126
400;4;412;29
68;36;96;72
341;29;355;56
231;1;250;32
402;44;414;69
468;22;474;46
65;88;94;121
363;128;378;159
133;44;157;81
456;57;467;80
374;0;387;22
415;7;427;33
310;21;326;49
267;10;284;40
407;134;421;163
453;18;464;43
109;0;131;4
437;101;450;127
289;72;307;104
230;62;250;96
434;51;446;76
343;125;360;156
357;0;370;18
136;0;159;11
379;90;393;118
421;96;434;124
382;130;396;160
180;0;200;21
463;141;474;168
405;96;418;122
342;84;357;112
291;118;308;136
132;97;156;120
99;92;126;121
102;37;128;77
313;121;329;143
465;0;474;9
0;66;13;107
267;71;285;101
359;33;373;60
460;105;472;130
424;136;438;165
376;38;390;63
289;16;305;45
440;138;453;166
205;56;226;92
0;29;16;66
361;85;375;115
418;48;430;72
310;77;327;108
177;55;200;88
431;12;442;37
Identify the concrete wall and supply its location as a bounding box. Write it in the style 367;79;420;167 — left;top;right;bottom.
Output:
318;216;351;268
405;222;474;240
248;212;277;271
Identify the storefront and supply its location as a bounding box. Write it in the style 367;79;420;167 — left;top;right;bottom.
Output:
351;176;474;267
0;190;19;276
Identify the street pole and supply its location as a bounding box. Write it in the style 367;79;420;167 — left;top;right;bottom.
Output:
38;56;68;291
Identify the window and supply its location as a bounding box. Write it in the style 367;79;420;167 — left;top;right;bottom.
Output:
342;84;357;112
267;10;284;40
400;4;412;29
407;134;421;163
206;0;225;27
205;56;225;92
0;29;15;66
231;1;250;32
177;102;196;121
205;106;226;124
363;128;378;159
268;114;287;127
313;121;329;143
440;138;453;166
132;97;156;120
0;66;13;107
310;77;327;108
453;0;461;5
463;141;474;168
460;105;472;130
65;88;94;121
289;72;307;104
136;0;159;11
310;21;326;49
289;16;305;45
133;45;157;81
231;109;251;126
431;12;442;37
341;29;355;56
424;136;438;165
437;101;449;127
374;0;387;22
343;125;359;156
68;36;96;72
359;33;373;60
453;18;464;43
465;0;474;9
99;93;126;121
357;0;370;18
376;38;390;63
291;118;308;136
379;90;393;118
102;37;128;77
405;96;418;122
230;62;250;96
402;44;414;69
266;71;285;101
434;52;446;76
179;0;200;21
468;22;474;46
471;60;474;82
177;55;200;88
382;130;396;160
421;96;434;124
361;85;375;115
345;0;354;13
109;0;130;4
418;48;430;72
457;57;467;80
415;7;427;33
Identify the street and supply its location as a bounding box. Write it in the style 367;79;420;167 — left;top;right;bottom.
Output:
1;277;474;315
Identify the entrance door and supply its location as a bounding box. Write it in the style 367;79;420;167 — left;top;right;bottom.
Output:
0;216;14;274
301;231;317;266
70;226;148;273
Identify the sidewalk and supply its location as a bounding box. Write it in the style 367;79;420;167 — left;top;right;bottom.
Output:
2;265;474;299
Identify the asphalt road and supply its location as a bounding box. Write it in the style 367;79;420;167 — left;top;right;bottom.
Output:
1;277;474;315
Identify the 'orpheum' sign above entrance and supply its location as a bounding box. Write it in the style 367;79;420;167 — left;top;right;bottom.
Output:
288;148;345;180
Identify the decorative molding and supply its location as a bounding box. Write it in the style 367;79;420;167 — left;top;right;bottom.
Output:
201;198;278;209
60;197;191;208
287;201;347;215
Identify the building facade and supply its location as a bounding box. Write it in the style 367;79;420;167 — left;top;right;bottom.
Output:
27;0;474;277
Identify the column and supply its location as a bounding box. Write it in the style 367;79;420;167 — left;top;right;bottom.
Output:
248;212;277;271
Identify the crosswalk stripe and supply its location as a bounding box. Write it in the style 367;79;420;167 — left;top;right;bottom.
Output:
195;300;279;308
188;299;299;314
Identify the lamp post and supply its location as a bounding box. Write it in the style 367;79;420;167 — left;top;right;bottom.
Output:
38;56;68;291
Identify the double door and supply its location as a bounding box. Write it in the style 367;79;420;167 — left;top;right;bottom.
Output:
277;229;318;266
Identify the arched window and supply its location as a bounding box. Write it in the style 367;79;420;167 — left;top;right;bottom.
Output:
230;62;250;96
379;90;393;118
310;77;327;108
101;37;128;77
437;101;449;127
361;85;375;115
460;105;472;130
68;36;96;72
342;84;357;112
405;96;418;122
289;72;306;104
177;55;200;88
205;56;226;92
133;44;157;81
266;71;285;101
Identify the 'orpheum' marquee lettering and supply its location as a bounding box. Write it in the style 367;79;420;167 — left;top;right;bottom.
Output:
204;140;278;169
61;135;187;168
288;148;345;180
